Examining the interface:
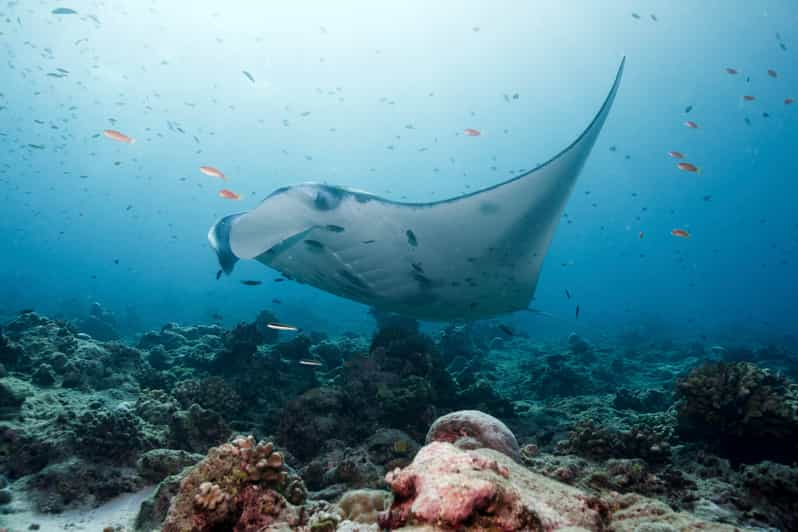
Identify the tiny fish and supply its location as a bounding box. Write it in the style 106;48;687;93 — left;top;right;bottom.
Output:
27;144;45;149
743;95;756;101
609;145;617;152
671;229;690;238
785;98;794;105
725;68;738;75
703;195;712;202
218;189;241;200
668;151;684;159
216;269;222;280
768;69;778;78
780;43;787;51
684;105;693;113
677;162;699;173
406;229;418;246
498;324;514;336
631;13;640;19
299;359;323;367
565;288;571;299
463;128;481;136
684;120;698;129
103;129;135;143
325;224;345;232
242;70;255;83
52;7;78;15
575;304;580;319
639;231;644;239
267;322;300;332
240;280;262;286
200;166;226;179
272;298;282;304
650;13;658;22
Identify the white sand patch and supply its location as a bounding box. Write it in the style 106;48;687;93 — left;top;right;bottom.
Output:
0;486;155;532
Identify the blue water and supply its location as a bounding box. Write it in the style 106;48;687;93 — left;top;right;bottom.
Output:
0;1;795;340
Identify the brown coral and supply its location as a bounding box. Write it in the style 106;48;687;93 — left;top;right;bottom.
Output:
161;436;307;532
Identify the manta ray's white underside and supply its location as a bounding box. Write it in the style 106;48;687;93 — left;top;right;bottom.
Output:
209;59;624;321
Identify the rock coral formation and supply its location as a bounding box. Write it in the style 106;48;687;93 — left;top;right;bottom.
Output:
425;409;521;461
676;361;798;463
161;435;307;531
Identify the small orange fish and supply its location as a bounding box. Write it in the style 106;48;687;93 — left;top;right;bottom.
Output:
200;166;226;180
785;98;794;105
768;69;778;78
218;189;241;200
668;151;684;159
463;128;481;136
743;95;756;101
671;229;690;239
103;129;135;144
684;120;698;129
677;162;699;173
725;68;738;75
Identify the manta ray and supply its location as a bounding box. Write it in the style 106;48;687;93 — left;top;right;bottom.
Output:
209;58;624;321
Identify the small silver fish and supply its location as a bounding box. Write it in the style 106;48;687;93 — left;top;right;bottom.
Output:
267;322;300;332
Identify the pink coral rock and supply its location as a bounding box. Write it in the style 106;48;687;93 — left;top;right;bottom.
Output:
425;409;521;461
379;441;606;530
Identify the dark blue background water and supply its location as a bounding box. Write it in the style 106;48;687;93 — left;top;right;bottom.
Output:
1;2;795;342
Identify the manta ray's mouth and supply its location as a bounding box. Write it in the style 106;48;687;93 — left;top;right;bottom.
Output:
209;213;243;275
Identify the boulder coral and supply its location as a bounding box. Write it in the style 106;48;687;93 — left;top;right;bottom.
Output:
425;410;521;461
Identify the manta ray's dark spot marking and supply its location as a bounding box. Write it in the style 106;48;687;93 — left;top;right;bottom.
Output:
313;187;344;210
411;262;424;273
338;269;368;288
480;201;500;214
406;229;418;247
304;239;325;250
325;224;345;233
353;193;373;203
362;239;376;244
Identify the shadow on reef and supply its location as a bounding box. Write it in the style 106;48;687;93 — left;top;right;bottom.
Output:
1;309;798;530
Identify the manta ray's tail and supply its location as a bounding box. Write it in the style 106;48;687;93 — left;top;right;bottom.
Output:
208;213;243;275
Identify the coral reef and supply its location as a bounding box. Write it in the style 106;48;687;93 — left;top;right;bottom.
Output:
676;361;798;463
2;309;798;531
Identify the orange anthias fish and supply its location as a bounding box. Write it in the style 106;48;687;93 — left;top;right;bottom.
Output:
785;98;794;105
725;68;738;75
677;162;699;173
671;229;690;238
768;69;778;78
684;120;699;129
743;95;756;101
103;129;135;144
463;128;481;136
200;166;226;180
668;151;684;159
218;189;241;200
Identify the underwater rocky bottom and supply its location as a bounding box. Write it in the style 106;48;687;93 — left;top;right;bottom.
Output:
0;308;797;531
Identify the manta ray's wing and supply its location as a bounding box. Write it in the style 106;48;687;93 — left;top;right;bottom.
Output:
210;58;624;321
